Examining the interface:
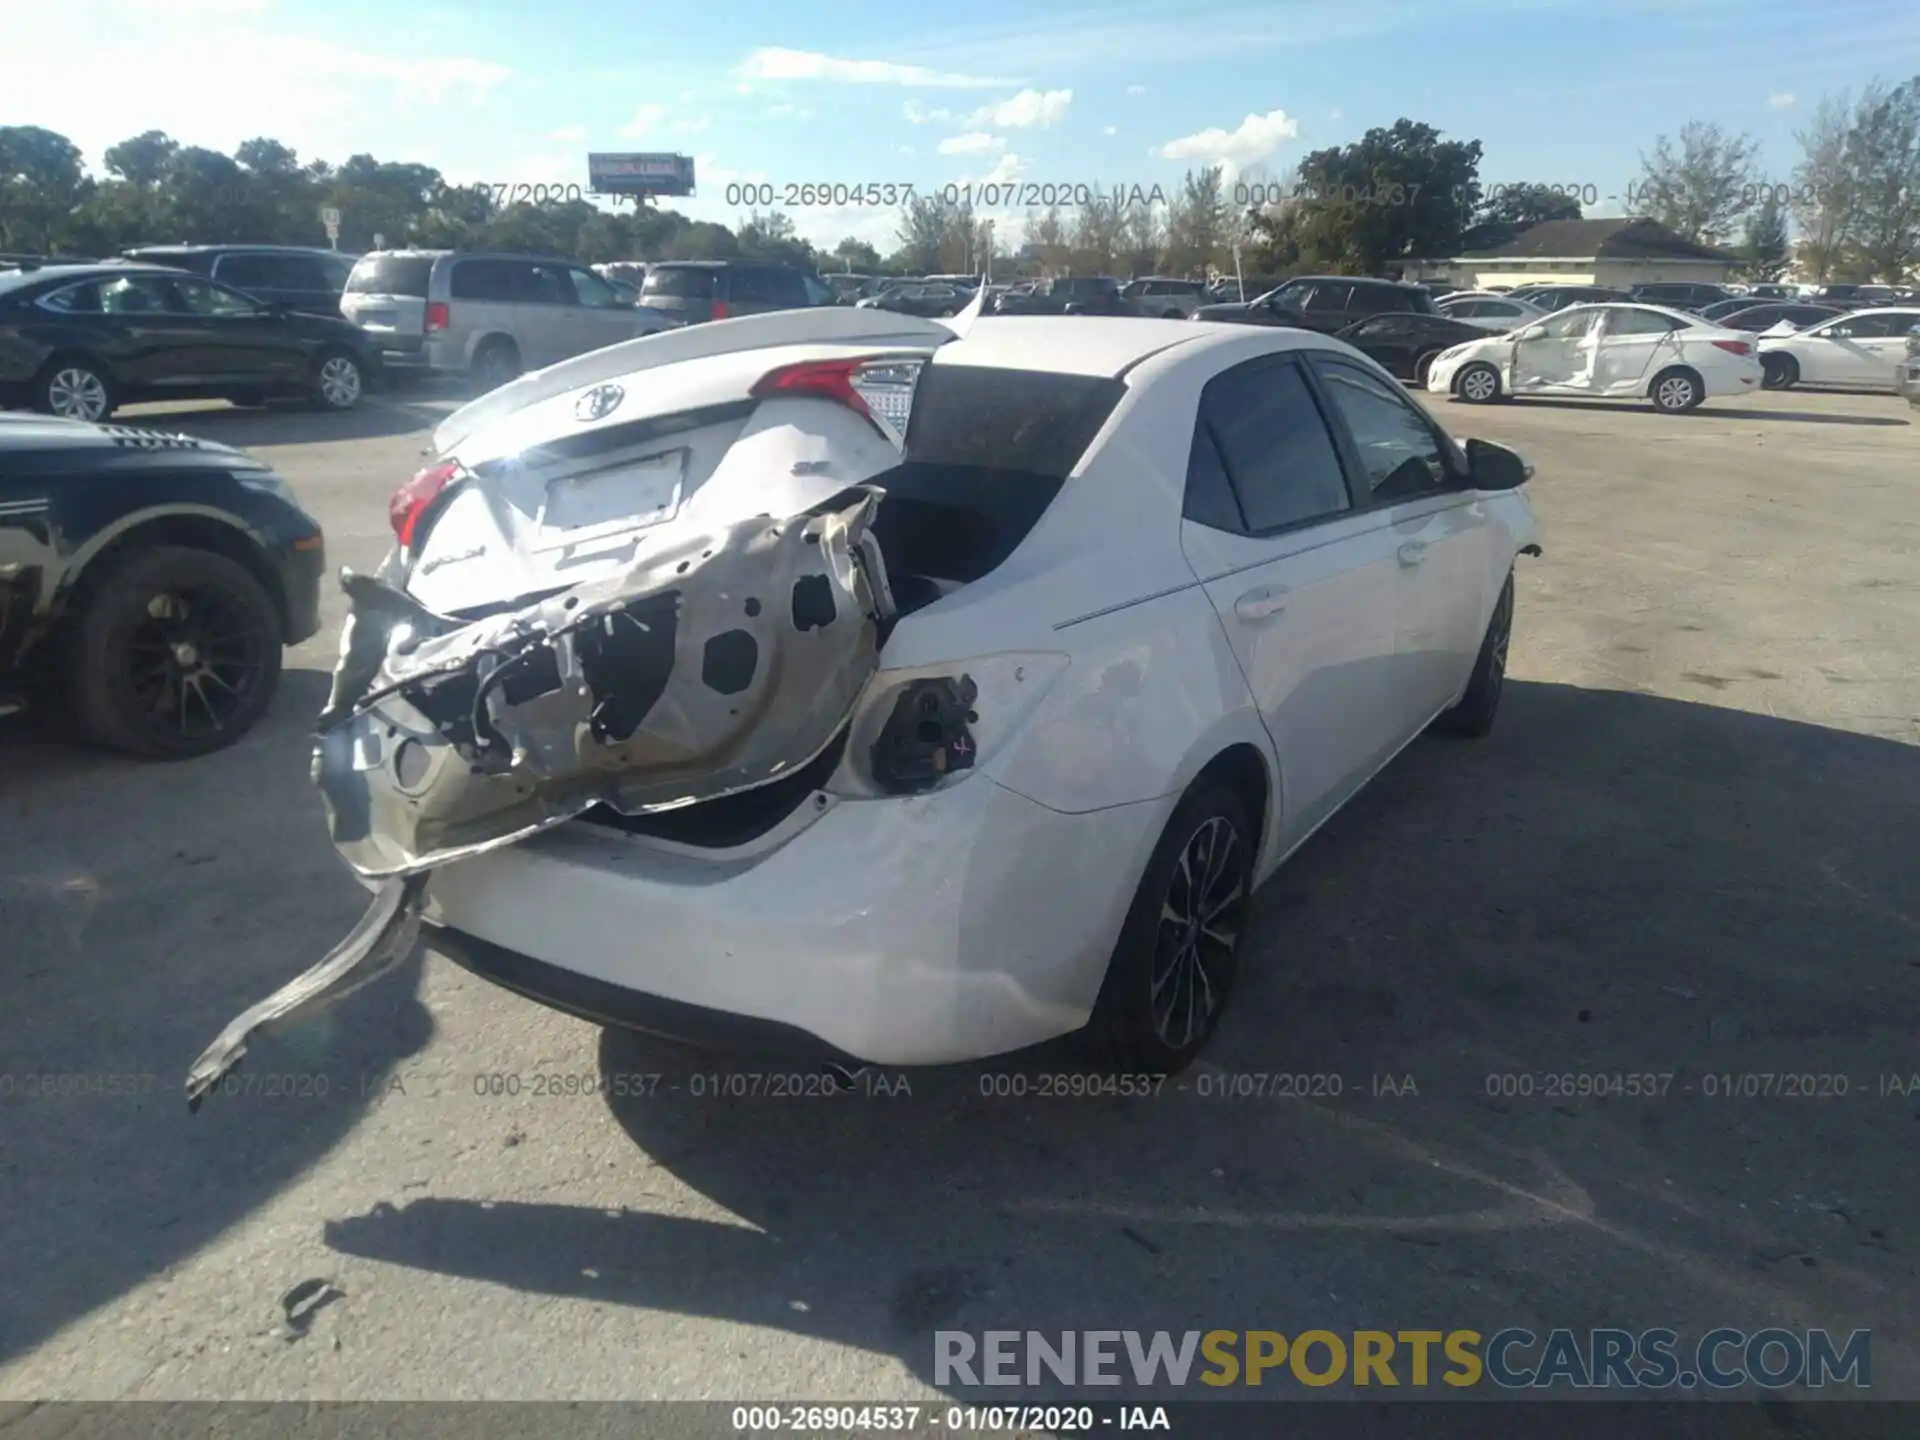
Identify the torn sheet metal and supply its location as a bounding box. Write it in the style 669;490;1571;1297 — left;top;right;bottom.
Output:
185;874;429;1109
313;483;894;878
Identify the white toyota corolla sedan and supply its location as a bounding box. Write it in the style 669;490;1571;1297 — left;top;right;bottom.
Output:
1754;306;1920;392
190;300;1541;1099
1426;301;1763;412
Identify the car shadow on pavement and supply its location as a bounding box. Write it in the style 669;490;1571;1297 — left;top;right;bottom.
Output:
112;400;447;450
320;680;1920;1404
0;669;436;1367
1497;397;1909;426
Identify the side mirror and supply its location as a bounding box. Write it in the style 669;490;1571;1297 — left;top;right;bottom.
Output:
1464;437;1530;491
1514;325;1547;342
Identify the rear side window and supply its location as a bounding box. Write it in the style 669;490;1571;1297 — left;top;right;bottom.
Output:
641;266;717;299
1188;357;1352;533
871;365;1126;588
346;254;433;297
731;267;779;305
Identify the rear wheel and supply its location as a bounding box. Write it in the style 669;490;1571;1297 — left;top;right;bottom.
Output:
1081;781;1255;1074
310;349;364;410
1762;353;1798;390
66;545;283;759
471;337;521;392
1454;361;1502;403
34;358;116;422
1650;366;1704;413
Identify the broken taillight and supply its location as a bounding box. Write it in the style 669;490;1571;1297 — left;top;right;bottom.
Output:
751;358;874;418
389;459;461;548
1711;339;1752;356
867;676;979;794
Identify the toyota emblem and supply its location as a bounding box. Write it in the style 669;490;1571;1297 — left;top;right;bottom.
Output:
574;383;625;422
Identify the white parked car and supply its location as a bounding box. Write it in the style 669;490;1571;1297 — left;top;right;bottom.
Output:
1756;307;1920;392
1436;292;1550;333
187;302;1541;1100
1426;302;1763;413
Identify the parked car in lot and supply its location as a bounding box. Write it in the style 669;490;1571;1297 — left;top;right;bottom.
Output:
594;261;649;290
1706;302;1845;334
341;250;677;390
1756;307;1920;391
1120;277;1210;318
990;276;1129;315
855;281;969;318
0;263;379;421
1436;292;1551;332
185;303;1541;1100
1427;301;1763;413
120;245;356;318
0;413;323;757
1192;276;1438;333
1901;323;1920;409
1628;282;1733;312
1505;285;1633;312
1334;311;1492;387
638;260;840;327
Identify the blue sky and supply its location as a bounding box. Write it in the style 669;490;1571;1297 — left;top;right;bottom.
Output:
6;0;1919;250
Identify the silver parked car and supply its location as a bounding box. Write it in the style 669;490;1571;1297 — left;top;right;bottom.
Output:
1437;292;1551;333
1120;276;1210;318
1900;323;1920;410
340;250;677;390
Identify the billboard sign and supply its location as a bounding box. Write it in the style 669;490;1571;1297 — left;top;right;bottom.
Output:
588;153;696;198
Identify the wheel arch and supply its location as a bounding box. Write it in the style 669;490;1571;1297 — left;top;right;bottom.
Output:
57;507;288;634
34;346;120;388
1648;362;1705;405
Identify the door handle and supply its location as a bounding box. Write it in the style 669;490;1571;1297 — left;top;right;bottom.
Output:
1234;585;1288;621
1398;541;1429;566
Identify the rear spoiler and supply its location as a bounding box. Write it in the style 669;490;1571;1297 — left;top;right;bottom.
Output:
433;295;983;454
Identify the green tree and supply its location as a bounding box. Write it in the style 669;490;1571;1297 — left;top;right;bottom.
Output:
103;130;179;188
1632;120;1759;244
1459;181;1581;251
1285;119;1482;272
1791;94;1859;282
833;237;881;271
0;125;87;251
1739;191;1791;280
1840;76;1920;282
1165;166;1228;275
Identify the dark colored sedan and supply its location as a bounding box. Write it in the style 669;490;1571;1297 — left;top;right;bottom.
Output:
0;264;379;422
1335;311;1491;387
0;413;325;757
1712;302;1845;333
855;282;968;318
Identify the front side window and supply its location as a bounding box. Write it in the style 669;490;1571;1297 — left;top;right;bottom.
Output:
1313;358;1449;501
567;267;621;308
168;278;263;317
1539;308;1600;341
1187;357;1353;534
1602;307;1685;336
97;275;181;314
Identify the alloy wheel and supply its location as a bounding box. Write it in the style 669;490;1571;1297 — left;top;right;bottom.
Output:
48;367;109;421
1148;815;1246;1048
123;585;272;744
1460;366;1498;402
318;355;362;408
1656;375;1697;411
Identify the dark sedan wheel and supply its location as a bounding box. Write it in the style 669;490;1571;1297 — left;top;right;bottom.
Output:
1413;350;1443;388
35;359;116;422
68;545;283;759
1082;781;1254;1074
311;350;364;410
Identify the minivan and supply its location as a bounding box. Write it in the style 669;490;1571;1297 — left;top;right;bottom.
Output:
340;250;677;389
120;245;356;317
637;261;839;325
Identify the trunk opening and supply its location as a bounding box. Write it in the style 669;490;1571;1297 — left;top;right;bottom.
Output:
578;727;849;847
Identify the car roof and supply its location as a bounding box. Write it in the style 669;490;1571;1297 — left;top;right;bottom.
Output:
647;259;796;270
124;244;341;256
931;314;1325;378
0;263;183;285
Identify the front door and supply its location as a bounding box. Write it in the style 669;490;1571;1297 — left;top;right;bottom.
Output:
162;277;303;387
1509;306;1600;391
92;273;220;391
1177;354;1402;847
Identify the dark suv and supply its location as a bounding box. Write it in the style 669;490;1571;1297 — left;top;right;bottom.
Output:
991;276;1128;316
1191;275;1437;333
119;245;356;317
1628;282;1733;311
637;261;839;324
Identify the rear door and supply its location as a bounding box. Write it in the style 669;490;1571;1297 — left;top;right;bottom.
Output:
516;260;580;368
91;273;215;390
340;253;434;359
1590;305;1685;394
556;264;653;357
1852;310;1920;387
161;275;306;385
1308;354;1496;723
1178;353;1403;842
729;265;787;317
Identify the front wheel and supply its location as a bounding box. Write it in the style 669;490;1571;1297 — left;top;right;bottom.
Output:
1761;353;1798;390
1454;361;1502;403
66;545;283;759
1433;574;1512;739
35;359;116;422
1413;350;1442;388
1081;782;1255;1074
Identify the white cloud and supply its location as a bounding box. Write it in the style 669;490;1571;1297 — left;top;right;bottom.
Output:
736;82;752;95
903;100;953;124
548;125;586;142
938;132;1004;156
1126;84;1148;96
735;46;1016;88
970;151;1028;186
620;104;668;138
673;115;711;135
768;103;812;119
1767;92;1796;109
962;88;1072;129
1327;108;1344;120
1156;107;1299;174
1102;125;1117;136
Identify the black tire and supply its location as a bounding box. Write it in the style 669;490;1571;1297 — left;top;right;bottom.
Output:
1080;781;1256;1074
66;544;283;759
470;337;521;392
1649;366;1704;414
1413;350;1442;388
1454;360;1502;404
34;355;117;422
1762;353;1798;390
310;348;365;410
1433;573;1512;739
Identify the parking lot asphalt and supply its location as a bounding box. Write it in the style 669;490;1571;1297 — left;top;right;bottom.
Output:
2;388;1917;1409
